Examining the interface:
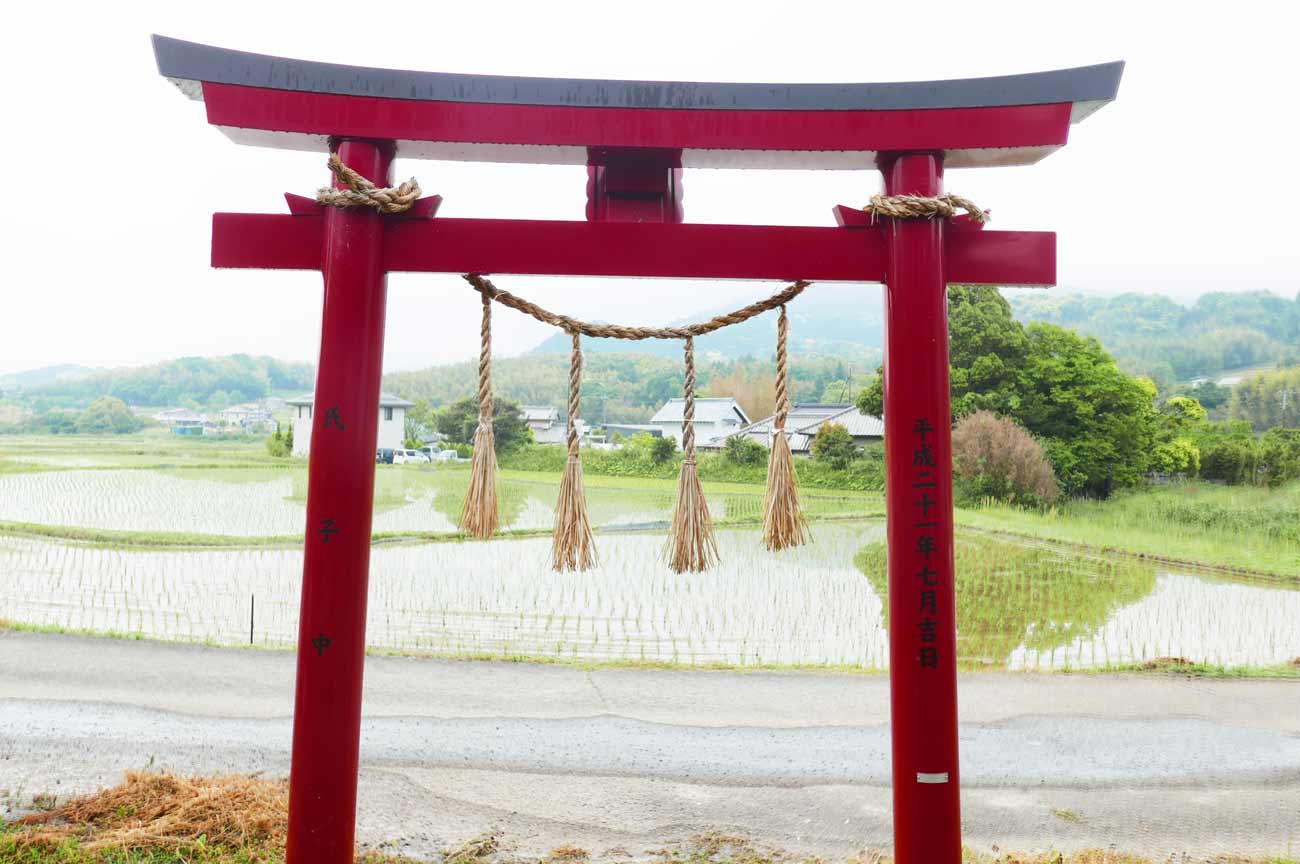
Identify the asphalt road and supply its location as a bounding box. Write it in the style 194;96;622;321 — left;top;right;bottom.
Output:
1;630;1297;859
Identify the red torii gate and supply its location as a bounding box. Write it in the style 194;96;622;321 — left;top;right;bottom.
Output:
153;36;1121;864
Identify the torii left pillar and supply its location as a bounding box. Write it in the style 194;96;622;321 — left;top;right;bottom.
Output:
287;138;392;864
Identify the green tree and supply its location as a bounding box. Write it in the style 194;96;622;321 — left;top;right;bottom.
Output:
265;423;289;458
1185;380;1230;411
404;399;437;448
1150;438;1200;476
1160;396;1208;431
1015;325;1159;497
1256;427;1300;487
858;287;1161;497
75;396;143;434
946;284;1031;418
1229;366;1300;431
435;396;531;452
811;422;857;469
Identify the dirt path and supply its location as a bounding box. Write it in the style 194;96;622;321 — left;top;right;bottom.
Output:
1;630;1296;859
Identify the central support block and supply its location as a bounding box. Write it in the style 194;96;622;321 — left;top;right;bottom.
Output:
586;148;683;223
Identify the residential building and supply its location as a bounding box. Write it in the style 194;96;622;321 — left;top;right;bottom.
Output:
649;397;750;448
520;405;566;445
221;402;274;431
286;392;414;457
729;402;883;454
154;407;209;436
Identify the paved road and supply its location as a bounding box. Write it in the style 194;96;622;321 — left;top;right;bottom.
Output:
1;630;1297;859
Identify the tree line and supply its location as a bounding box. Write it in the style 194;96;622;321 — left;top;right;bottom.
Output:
384;352;875;427
1009;289;1300;389
6;355;314;411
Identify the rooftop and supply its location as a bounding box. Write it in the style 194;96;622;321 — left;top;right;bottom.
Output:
650;397;751;426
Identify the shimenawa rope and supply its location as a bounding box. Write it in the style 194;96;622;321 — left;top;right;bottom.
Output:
464;275;809;340
763;305;809;551
668;334;719;573
552;329;597;571
864;193;988;224
316;153;422;214
460;290;498;539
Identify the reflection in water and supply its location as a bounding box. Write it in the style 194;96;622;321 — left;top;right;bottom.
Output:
859;535;1158;667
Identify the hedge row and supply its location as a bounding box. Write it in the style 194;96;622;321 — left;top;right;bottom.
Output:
498;444;884;492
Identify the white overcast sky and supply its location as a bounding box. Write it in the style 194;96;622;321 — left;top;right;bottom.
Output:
2;1;1297;376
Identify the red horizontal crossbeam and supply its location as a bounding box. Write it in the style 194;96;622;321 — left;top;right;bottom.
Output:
210;215;1055;286
202;83;1073;167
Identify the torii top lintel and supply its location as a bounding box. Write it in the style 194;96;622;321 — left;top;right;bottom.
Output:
153;36;1122;170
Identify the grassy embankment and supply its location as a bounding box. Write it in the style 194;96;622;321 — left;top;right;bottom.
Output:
956;481;1300;581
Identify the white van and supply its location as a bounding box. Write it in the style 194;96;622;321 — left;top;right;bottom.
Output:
393;449;429;465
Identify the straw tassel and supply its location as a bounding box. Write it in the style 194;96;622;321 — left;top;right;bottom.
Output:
762;305;809;551
460;288;499;539
668;336;719;573
551;330;597;571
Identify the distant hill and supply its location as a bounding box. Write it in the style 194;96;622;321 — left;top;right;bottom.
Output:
533;283;885;361
1008;289;1300;387
7;355;315;410
0;364;98;391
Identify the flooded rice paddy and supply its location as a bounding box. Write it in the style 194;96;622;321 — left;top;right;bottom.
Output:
1;465;1297;669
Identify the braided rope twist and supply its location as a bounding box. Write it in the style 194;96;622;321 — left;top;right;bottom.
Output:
682;336;696;458
567;330;582;459
464;275;809;340
774;305;789;433
477;290;493;425
865;193;988;224
316;153;422;214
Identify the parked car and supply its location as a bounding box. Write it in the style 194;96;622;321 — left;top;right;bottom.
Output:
376;448;395;464
393;449;429;465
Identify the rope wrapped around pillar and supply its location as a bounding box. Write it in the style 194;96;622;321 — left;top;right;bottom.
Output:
763;305;810;551
551;330;597;571
668;336;719;573
460;290;498;539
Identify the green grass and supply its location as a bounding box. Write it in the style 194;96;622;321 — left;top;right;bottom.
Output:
956;482;1300;580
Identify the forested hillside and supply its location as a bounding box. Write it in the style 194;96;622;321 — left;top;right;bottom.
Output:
5;355;314;409
1009;290;1300;387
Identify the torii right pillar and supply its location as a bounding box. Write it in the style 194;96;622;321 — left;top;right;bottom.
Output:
879;151;962;863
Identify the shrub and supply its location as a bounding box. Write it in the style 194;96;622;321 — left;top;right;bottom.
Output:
1150;437;1200;476
1199;439;1254;484
811;422;857;470
1257;427;1300;487
724;436;768;466
952;410;1059;506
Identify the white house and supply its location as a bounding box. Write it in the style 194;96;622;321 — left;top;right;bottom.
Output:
286;392;415;457
649;397;750;448
520;405;566;445
221;402;274;431
728;402;883;453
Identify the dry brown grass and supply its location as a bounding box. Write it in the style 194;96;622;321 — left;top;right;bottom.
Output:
11;771;287;858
